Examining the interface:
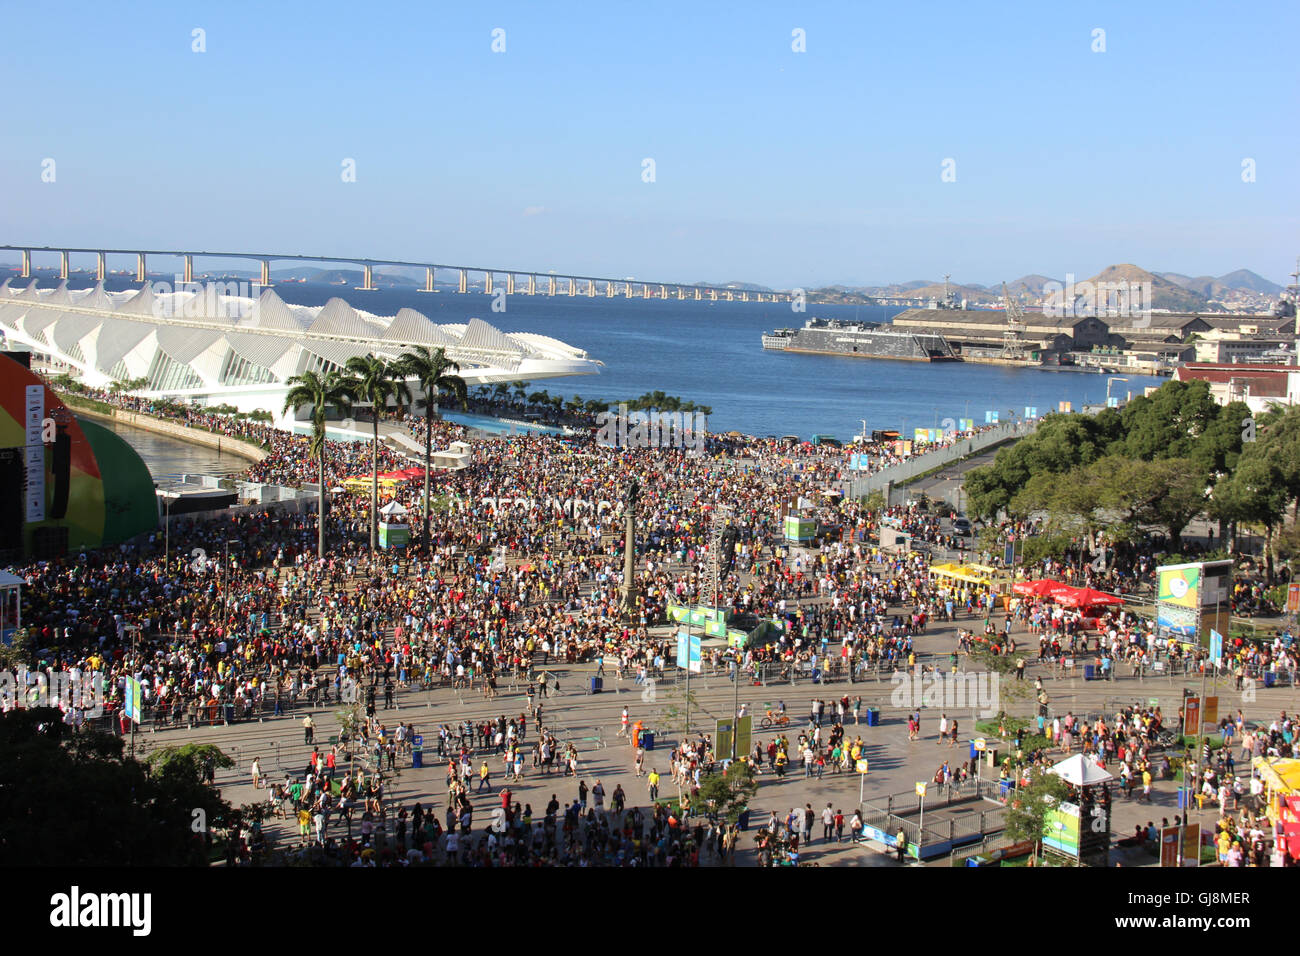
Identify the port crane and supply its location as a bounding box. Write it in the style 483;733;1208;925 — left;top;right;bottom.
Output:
999;281;1029;360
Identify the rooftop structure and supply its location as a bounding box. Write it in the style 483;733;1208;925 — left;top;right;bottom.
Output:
0;279;601;424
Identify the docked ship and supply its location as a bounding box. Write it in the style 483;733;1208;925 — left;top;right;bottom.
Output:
762;317;959;362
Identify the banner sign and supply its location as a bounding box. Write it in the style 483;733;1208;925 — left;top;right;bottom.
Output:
25;385;45;523
676;630;702;673
123;677;142;724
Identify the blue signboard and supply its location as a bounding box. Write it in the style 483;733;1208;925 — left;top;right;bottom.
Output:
676;630;702;672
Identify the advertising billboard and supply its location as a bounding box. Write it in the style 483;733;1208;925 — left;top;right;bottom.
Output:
784;516;816;542
1043;801;1081;857
1156;560;1232;642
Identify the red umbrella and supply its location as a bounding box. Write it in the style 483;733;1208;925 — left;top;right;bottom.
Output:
1012;579;1062;597
1057;587;1123;608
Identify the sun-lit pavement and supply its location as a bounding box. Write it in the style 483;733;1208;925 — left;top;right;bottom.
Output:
131;602;1290;866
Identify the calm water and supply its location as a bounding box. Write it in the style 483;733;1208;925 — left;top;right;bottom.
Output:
68;277;1163;466
265;283;1163;438
99;418;242;480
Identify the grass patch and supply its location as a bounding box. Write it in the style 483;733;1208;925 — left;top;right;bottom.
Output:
57;391;116;416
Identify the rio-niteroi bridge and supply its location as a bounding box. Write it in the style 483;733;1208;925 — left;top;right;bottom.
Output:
1;245;793;304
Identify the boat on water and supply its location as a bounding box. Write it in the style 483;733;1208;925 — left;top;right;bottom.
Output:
762;316;959;362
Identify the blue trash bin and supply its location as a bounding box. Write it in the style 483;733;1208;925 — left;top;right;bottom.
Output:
999;779;1014;798
1084;664;1096;681
970;741;979;760
589;676;603;694
866;707;880;727
1265;672;1276;688
642;731;655;751
412;748;423;769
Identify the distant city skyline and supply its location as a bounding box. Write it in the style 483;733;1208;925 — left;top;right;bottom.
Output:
2;1;1296;288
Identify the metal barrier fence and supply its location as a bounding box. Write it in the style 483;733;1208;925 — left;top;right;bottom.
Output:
860;780;1008;854
844;420;1040;500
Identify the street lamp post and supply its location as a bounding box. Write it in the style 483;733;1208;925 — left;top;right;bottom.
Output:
163;497;173;570
221;539;239;638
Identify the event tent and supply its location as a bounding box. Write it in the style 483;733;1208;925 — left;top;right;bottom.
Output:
1050;753;1114;786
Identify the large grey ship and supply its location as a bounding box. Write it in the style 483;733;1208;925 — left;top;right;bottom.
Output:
762;317;958;361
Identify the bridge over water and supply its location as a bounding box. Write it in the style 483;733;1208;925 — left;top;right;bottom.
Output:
1;245;792;304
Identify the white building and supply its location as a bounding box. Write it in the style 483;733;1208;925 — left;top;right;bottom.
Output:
0;279;600;425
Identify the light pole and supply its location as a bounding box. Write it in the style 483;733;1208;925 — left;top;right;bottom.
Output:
163;496;172;569
712;505;738;759
125;624;140;759
221;539;238;637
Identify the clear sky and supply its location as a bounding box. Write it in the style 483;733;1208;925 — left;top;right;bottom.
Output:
2;0;1296;288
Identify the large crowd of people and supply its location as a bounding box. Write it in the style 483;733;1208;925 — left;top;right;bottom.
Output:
6;386;1298;867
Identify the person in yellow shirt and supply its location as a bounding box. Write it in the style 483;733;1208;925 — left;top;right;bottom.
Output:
298;808;311;844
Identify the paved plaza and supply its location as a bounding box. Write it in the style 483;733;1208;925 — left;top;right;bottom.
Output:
131;604;1287;867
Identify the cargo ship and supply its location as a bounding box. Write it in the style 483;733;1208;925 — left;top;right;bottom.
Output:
762;317;959;361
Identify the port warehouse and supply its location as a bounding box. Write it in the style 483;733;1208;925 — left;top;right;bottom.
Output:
887;308;1296;370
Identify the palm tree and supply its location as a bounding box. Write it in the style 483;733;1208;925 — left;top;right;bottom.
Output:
282;370;353;559
510;380;528;404
342;354;412;552
528;391;548;407
395;345;467;549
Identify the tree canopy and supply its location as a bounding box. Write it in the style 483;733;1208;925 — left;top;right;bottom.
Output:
0;711;231;865
963;379;1251;555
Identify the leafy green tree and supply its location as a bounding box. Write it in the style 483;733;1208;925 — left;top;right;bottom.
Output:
395;345;467;548
1115;457;1209;550
1116;379;1222;461
108;375;150;394
0;710;231;865
343;355;412;552
1003;764;1071;854
698;760;759;823
1213;455;1289;581
282;369;354;558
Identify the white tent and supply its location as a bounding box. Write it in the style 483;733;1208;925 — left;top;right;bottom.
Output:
1049;753;1114;786
379;500;409;517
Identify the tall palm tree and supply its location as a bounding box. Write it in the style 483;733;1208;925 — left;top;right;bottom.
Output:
282;369;353;559
394;345;467;549
342;354;411;552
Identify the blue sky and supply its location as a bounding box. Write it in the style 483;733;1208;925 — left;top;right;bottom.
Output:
2;1;1296;287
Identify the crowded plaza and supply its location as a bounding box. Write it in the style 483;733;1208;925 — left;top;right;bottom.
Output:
4;384;1297;869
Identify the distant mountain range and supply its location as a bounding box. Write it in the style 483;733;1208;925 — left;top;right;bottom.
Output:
842;265;1284;311
1158;269;1282;298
